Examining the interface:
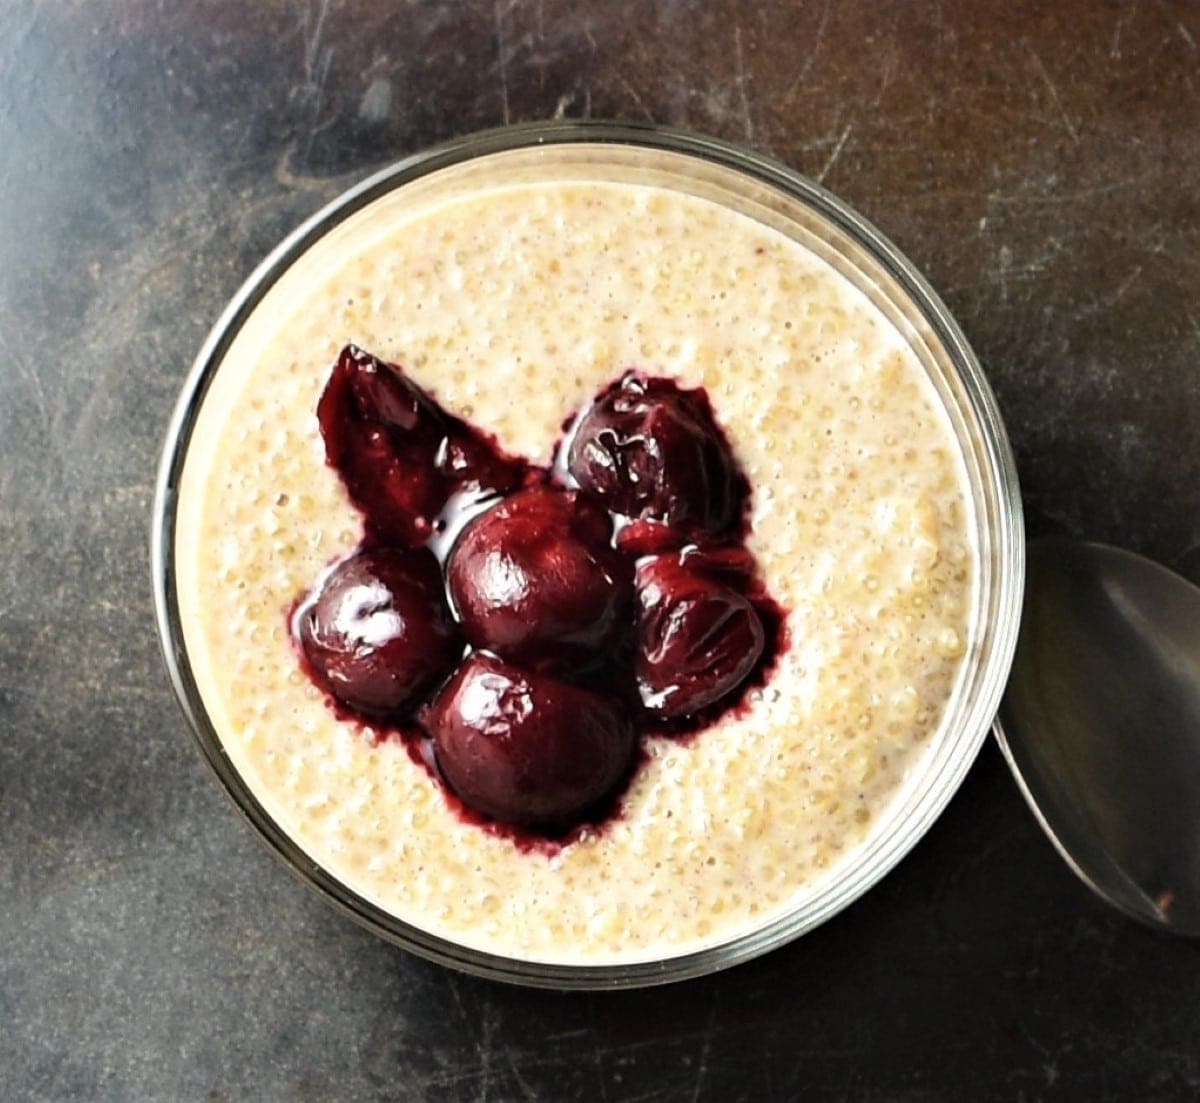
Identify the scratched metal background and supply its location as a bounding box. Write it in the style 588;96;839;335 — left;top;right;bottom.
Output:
2;1;1199;1099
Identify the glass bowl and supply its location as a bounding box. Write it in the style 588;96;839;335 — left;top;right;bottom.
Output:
152;120;1023;989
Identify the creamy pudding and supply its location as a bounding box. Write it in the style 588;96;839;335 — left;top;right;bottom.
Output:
174;166;975;965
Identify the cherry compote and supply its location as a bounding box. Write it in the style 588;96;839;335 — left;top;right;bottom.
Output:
565;371;748;537
422;653;636;826
317;345;524;545
634;552;765;719
292;346;786;839
296;547;462;716
446;485;632;676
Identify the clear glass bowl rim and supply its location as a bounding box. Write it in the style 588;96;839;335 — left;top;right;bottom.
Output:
151;119;1024;990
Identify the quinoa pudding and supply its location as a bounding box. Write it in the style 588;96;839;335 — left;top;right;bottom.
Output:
173;161;978;966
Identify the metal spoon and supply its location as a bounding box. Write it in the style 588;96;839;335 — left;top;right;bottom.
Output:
994;537;1200;936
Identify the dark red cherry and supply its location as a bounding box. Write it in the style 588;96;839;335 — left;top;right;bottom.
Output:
317;345;523;545
297;547;462;715
423;653;636;825
445;485;632;673
615;522;757;582
635;553;765;719
671;542;758;582
613;518;687;559
566;372;745;536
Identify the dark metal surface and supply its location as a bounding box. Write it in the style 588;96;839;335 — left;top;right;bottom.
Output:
2;1;1198;1098
998;539;1200;937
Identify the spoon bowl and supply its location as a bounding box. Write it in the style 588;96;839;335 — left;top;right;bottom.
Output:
995;537;1200;936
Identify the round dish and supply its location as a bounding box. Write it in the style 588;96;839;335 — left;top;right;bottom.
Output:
152;121;1023;988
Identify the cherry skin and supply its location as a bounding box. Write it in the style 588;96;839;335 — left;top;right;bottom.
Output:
297;547;463;716
422;652;636;825
318;345;523;545
567;371;744;536
634;552;766;719
445;485;633;674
